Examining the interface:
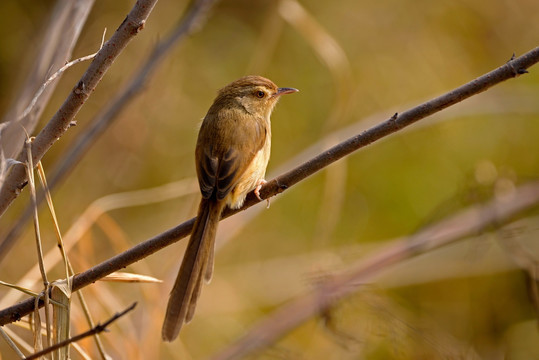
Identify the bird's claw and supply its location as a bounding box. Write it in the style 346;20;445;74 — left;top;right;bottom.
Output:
255;179;270;208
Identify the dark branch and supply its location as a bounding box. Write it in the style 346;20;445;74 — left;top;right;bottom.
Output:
1;45;538;326
23;302;136;360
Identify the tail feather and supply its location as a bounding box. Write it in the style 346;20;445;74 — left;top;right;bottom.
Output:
162;198;224;341
186;269;204;323
204;232;216;282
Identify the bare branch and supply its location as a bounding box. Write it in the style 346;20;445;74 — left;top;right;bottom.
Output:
45;0;217;194
23;302;136;360
0;0;159;218
210;181;539;360
248;48;538;205
0;46;538;326
0;0;219;261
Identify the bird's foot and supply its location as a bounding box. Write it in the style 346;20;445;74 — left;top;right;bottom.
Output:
254;179;270;208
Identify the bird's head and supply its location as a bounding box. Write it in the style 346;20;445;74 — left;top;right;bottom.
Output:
213;75;298;119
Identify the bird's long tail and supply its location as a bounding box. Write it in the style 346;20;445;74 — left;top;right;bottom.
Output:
162;198;224;341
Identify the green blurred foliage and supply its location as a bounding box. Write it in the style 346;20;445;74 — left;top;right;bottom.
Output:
1;0;539;359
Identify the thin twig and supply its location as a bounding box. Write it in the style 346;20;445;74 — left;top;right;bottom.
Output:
23;302;136;360
0;280;64;307
0;46;538;325
19;29;107;122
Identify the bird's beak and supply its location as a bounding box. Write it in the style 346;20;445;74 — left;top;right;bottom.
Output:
274;87;299;97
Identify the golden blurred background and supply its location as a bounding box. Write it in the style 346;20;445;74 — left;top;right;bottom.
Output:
1;0;539;359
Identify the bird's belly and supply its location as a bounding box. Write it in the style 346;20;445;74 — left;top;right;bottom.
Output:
227;140;270;209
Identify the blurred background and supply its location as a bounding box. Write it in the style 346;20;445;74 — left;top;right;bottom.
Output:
1;0;539;359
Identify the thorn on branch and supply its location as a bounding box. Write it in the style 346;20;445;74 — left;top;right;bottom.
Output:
390;113;398;121
275;179;288;190
135;20;146;33
74;81;86;95
19;180;28;190
506;53;528;77
11;312;21;322
118;15;128;32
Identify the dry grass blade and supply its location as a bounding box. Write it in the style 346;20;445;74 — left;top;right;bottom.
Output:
0;178;197;310
101;272;162;283
37;159;108;357
0;281;64;308
0;178;195;357
31;297;42;356
24;139;47;290
51;280;72;359
24;136;52;350
0;326;26;358
37;161;71;288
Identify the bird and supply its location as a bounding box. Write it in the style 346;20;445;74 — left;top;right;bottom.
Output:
162;75;298;341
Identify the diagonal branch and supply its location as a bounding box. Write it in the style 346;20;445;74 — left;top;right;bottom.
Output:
23;302;136;360
0;0;159;218
0;45;538;326
210;181;539;360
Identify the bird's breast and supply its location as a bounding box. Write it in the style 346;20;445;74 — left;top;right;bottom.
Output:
226;134;271;209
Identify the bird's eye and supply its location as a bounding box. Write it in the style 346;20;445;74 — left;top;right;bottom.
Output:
256;91;265;98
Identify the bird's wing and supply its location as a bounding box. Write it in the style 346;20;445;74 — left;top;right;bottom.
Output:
196;109;267;201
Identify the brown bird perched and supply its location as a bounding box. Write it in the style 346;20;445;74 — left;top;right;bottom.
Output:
162;75;298;341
